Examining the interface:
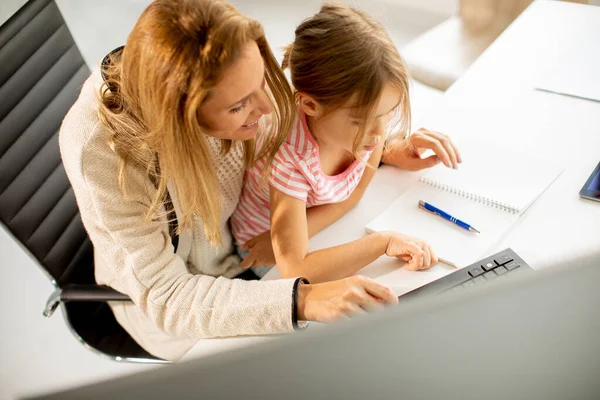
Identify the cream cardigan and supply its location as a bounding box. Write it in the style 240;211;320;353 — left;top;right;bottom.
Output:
59;70;298;361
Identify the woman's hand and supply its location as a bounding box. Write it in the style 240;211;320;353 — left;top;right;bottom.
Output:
239;230;276;269
383;232;438;271
297;276;398;322
382;128;462;171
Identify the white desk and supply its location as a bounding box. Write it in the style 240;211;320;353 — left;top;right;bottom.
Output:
182;0;600;362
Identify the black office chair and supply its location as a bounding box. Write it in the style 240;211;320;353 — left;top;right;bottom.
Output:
0;0;167;363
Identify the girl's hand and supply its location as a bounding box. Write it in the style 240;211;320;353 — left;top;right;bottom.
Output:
239;230;276;269
382;128;462;171
297;275;398;322
384;232;438;271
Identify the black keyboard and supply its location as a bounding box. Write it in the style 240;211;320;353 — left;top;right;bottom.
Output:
399;248;533;300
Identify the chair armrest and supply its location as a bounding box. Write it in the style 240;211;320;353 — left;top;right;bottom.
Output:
44;284;131;317
61;284;131;302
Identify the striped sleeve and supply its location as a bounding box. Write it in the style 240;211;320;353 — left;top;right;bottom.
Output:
268;144;312;202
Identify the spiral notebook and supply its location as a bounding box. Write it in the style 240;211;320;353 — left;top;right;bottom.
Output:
366;138;563;268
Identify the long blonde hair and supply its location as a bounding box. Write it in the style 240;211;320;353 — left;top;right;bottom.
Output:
98;0;294;244
282;2;411;158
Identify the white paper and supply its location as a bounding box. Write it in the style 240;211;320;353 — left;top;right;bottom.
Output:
533;13;600;103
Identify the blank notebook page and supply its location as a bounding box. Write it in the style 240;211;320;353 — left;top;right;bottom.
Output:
417;138;563;213
366;138;563;267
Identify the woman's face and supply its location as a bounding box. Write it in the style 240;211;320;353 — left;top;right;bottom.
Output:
198;41;273;141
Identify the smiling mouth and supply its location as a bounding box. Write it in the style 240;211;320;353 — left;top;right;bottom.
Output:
241;120;259;129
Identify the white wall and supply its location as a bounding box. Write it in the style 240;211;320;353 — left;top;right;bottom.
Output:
0;0;448;69
375;0;457;16
0;0;26;25
53;0;152;68
3;0;600;29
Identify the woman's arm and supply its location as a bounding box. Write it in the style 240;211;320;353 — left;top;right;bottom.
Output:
67;125;301;341
70;127;402;342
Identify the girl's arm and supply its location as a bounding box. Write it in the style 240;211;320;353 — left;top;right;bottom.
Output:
270;185;392;283
270;140;436;283
240;142;383;269
271;186;435;282
270;143;388;283
304;141;383;237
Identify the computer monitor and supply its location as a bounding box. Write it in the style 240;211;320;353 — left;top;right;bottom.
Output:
32;251;600;400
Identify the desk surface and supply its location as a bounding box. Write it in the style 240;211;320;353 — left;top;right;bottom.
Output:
182;0;600;362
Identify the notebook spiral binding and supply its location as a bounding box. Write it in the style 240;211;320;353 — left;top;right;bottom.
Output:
419;176;520;215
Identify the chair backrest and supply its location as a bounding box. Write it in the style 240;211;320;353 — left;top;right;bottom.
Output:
0;0;162;361
0;0;94;287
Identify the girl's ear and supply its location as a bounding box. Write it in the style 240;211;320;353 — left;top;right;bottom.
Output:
298;93;324;117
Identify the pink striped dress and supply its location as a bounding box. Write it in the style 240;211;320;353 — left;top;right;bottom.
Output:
231;108;373;245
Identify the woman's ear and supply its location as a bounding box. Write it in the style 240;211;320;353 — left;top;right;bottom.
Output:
298;93;323;117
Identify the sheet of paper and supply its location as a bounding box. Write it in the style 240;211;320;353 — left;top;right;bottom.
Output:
533;11;600;103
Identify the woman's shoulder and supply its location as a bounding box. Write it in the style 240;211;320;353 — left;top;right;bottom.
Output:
60;70;108;149
59;69;122;185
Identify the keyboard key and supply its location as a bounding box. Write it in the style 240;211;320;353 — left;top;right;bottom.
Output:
474;276;486;285
505;261;520;271
483;271;497;280
468;266;485;277
495;266;508;275
482;262;496;271
495;254;514;265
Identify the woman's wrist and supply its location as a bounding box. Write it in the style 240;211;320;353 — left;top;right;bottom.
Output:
293;278;310;326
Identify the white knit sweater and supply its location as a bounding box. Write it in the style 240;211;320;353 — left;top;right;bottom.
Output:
59;70;298;361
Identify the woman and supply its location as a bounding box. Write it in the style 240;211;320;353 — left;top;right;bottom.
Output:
60;0;459;362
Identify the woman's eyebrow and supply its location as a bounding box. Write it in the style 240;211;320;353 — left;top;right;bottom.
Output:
227;94;251;109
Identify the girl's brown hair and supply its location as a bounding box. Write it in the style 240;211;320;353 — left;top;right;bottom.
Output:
282;1;411;156
99;0;294;244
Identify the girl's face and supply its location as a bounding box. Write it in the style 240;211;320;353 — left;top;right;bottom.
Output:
302;83;402;153
198;41;273;141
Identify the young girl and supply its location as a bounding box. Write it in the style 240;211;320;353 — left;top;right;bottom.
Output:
231;3;443;283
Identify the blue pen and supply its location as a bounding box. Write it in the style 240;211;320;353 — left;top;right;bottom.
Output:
418;200;481;233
